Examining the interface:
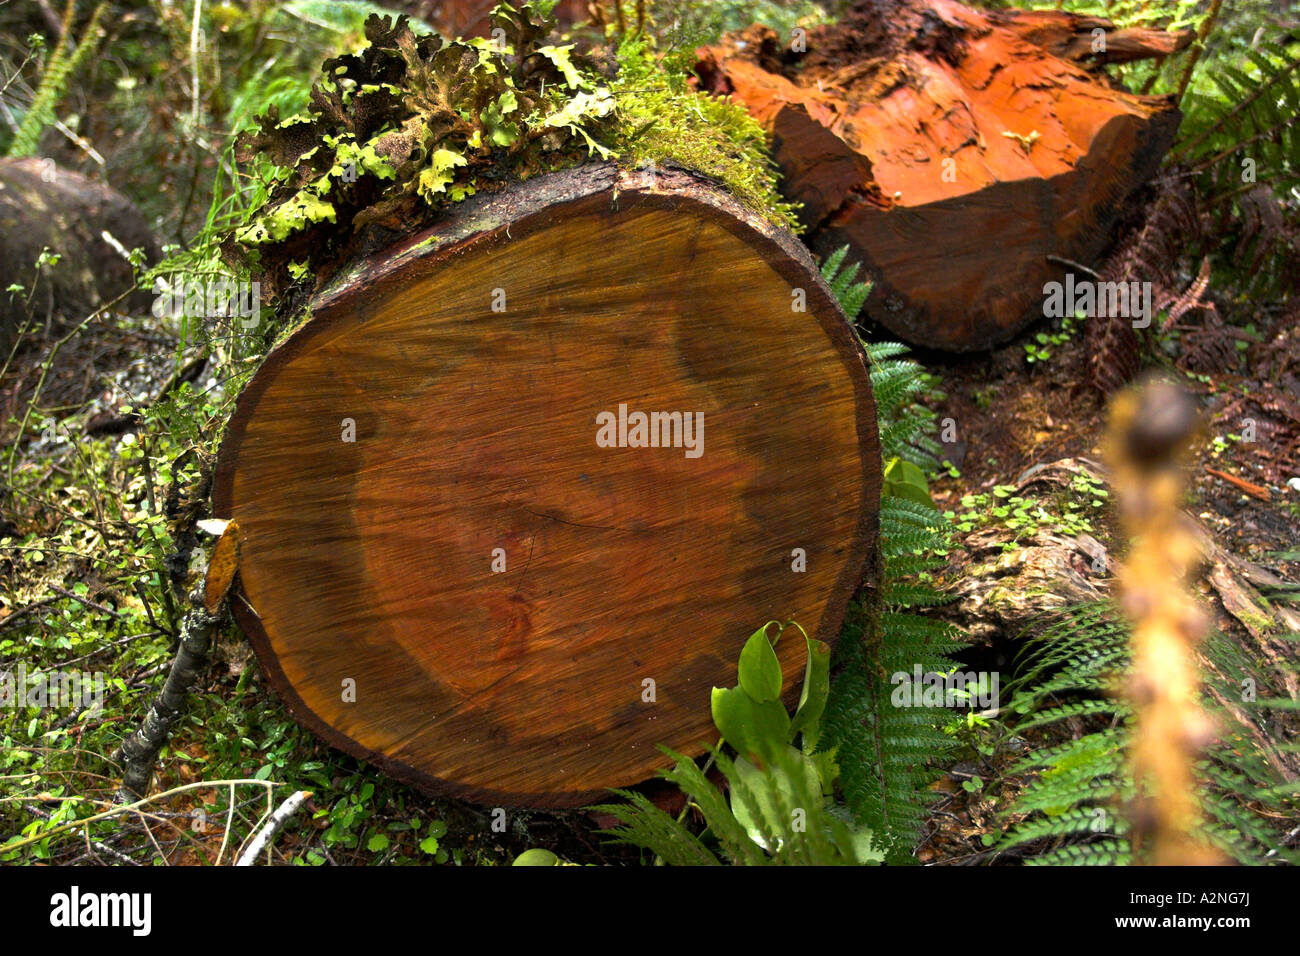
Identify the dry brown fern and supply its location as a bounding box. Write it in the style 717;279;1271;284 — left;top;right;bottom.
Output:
1086;174;1198;395
1086;173;1257;395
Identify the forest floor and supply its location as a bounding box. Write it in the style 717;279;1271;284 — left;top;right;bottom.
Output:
3;248;1298;866
910;319;1300;864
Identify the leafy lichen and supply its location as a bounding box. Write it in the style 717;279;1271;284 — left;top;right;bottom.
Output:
227;2;618;293
227;1;799;298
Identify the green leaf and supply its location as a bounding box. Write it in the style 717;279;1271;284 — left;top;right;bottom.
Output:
711;686;790;761
738;626;783;702
789;637;832;749
418;836;440;854
367;833;389;852
513;848;560;866
883;457;933;508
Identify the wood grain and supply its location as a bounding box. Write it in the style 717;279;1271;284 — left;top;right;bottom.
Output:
214;163;880;807
697;0;1183;351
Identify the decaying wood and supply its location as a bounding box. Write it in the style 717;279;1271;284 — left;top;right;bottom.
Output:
991;9;1194;65
115;523;240;800
696;0;1187;351
214;162;881;808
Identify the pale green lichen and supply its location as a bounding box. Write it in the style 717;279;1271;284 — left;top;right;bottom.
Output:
227;2;620;292
226;1;800;295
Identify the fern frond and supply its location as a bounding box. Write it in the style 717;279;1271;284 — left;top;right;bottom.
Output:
1009;698;1124;734
8;4;107;158
592;787;723;866
811;277;962;862
997;600;1299;865
997;807;1130;851
822;594;963;863
862;341;912;363
1025;839;1132;867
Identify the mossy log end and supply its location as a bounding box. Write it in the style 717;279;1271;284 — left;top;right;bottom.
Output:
214;163;881;807
697;0;1188;352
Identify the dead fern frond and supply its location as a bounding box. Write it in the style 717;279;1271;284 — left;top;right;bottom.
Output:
1085;175;1199;395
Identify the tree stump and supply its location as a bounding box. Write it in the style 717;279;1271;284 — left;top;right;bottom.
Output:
696;0;1189;351
214;163;881;807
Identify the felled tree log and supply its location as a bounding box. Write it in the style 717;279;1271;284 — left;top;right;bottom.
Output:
0;158;158;354
214;162;881;807
696;0;1190;351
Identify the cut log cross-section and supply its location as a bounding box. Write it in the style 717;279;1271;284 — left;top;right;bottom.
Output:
696;0;1190;351
214;164;881;807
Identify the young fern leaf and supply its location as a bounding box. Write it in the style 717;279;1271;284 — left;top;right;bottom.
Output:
8;4;107;159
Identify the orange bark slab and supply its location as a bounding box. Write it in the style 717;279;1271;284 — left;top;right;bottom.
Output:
697;0;1188;351
214;163;880;807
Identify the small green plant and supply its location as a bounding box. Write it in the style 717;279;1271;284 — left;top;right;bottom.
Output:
1024;312;1080;366
943;671;999;737
593;622;883;865
947;472;1108;542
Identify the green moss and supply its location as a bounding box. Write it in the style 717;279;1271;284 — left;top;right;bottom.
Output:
608;31;800;231
226;2;800;296
1236;609;1277;635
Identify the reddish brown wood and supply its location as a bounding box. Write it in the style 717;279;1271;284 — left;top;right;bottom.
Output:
991;8;1194;65
214;163;880;807
696;0;1186;351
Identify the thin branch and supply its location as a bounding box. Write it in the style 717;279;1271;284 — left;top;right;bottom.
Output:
0;779;277;853
235;790;312;866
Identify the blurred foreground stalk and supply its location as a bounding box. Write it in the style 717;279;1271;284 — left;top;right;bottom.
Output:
1107;378;1221;865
